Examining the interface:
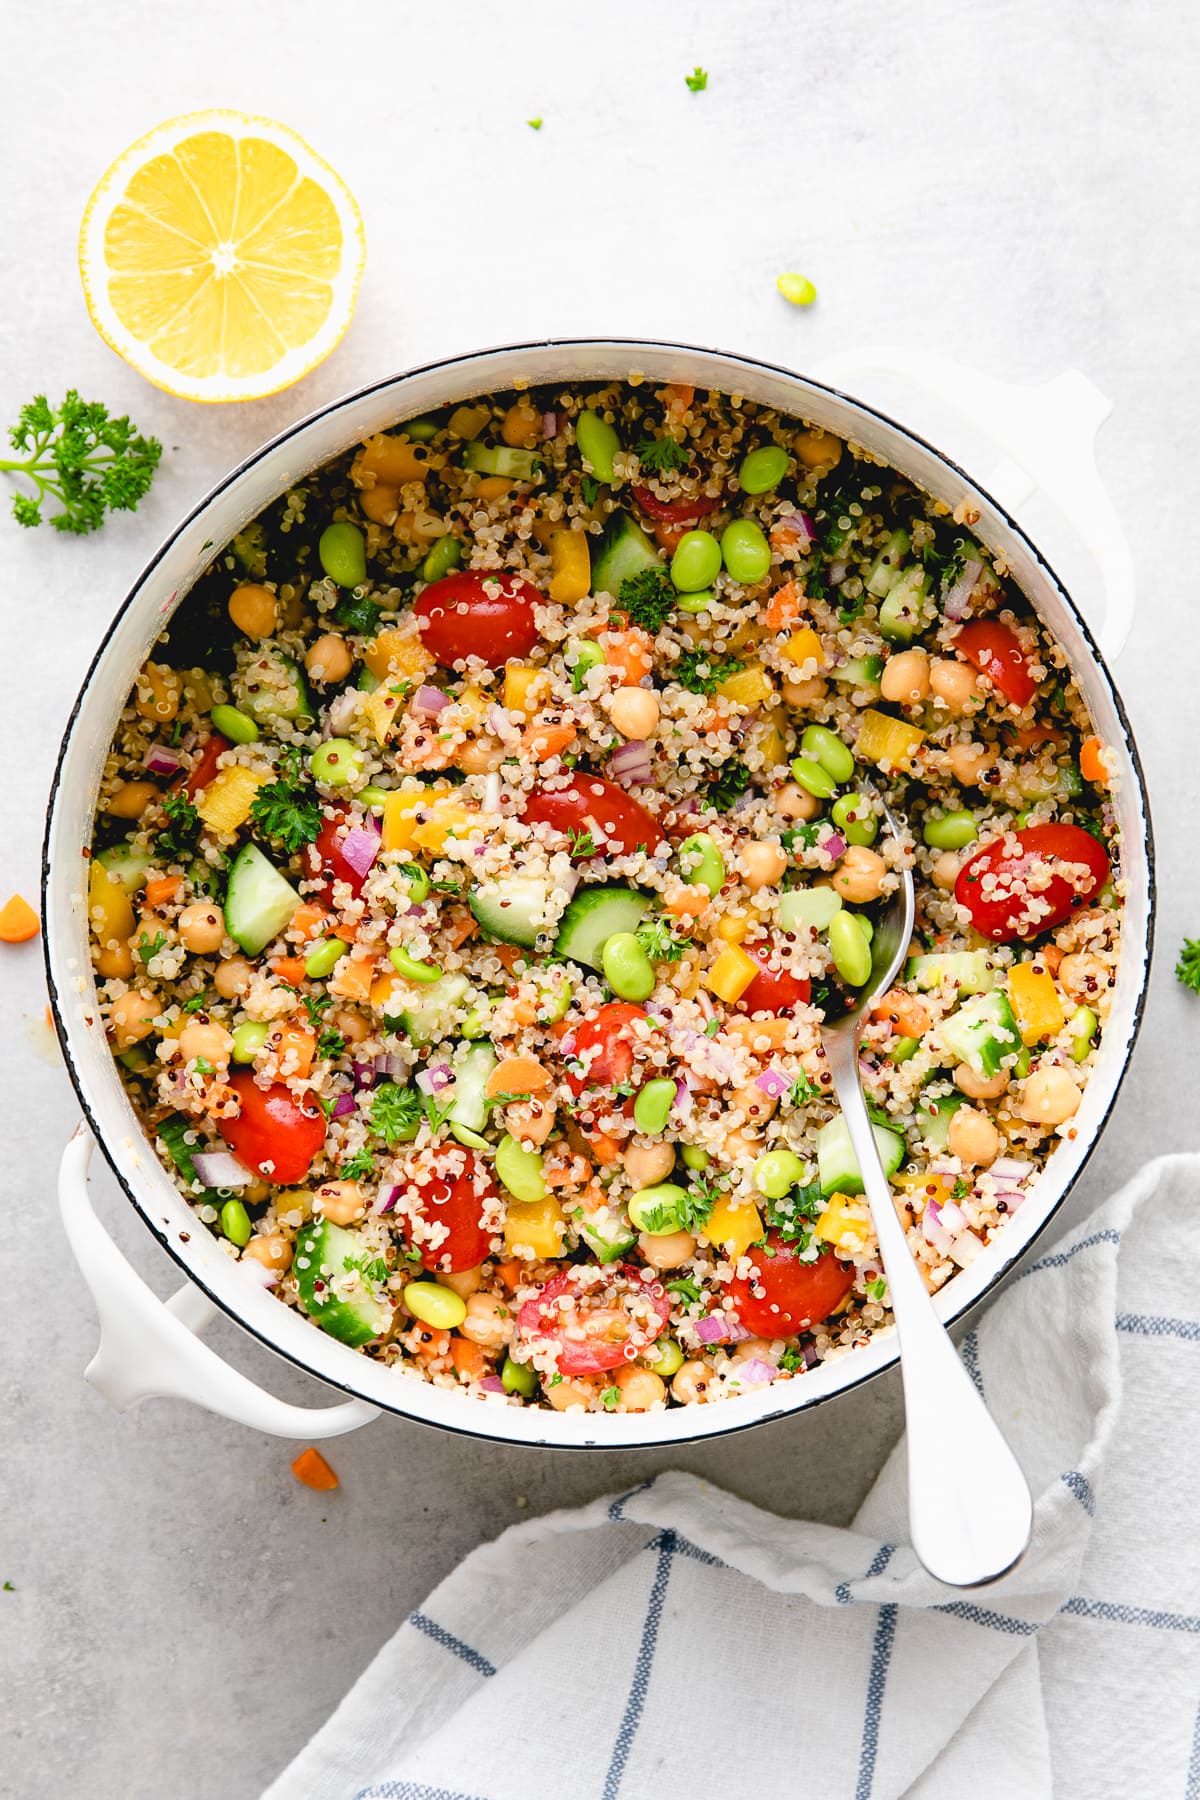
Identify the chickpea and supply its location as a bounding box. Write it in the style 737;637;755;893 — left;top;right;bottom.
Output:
458;735;505;774
1058;952;1108;1002
738;842;786;894
359;483;400;525
178;1019;233;1069
460;1292;512;1351
1018;1065;1082;1126
607;686;660;741
792;427;843;477
929;658;980;714
671;1359;712;1404
501;402;540;447
545;1375;597;1411
947;1105;1002;1166
110;989;162;1048
945;742;997;787
331;1008;370;1044
305;633;353;686
441;1264;485;1299
731;1081;778;1127
776;782;821;821
243;1234;294;1273
730;1336;775;1364
213;955;256;998
880;647;931;707
955;1063;1010;1100
722;1125;762;1165
228;583;278;639
178;902;227;954
783;675;828;708
614;1366;666;1411
505;1098;557;1147
831;844;888;904
623;1140;676;1188
133;663;181;724
95;943;135;981
106;780;158;819
931;851;962;892
637;1230;696;1271
279;590;307;632
314;1179;366;1225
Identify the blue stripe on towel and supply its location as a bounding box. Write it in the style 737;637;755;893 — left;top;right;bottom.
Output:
1060;1597;1200;1633
1060;1470;1096;1515
837;1542;896;1606
1186;1695;1200;1800
933;1601;1039;1635
1019;1228;1121;1278
603;1531;676;1799
608;1478;655;1522
407;1612;497;1679
356;1783;490;1799
854;1604;898;1800
961;1328;984;1398
1116;1313;1200;1343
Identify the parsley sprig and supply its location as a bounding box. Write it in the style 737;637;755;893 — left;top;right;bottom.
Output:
673;649;744;695
635;914;692;963
617;567;675;633
707;763;754;814
156;791;201;861
249;759;323;854
636;435;690;474
1;392;161;534
369;1081;423;1146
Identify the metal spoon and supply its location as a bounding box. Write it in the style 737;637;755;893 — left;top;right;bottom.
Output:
819;790;1033;1587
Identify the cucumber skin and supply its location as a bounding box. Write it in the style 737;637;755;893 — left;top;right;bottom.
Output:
294;1220;392;1347
592;510;661;598
554;885;652;971
939;991;1020;1077
468;877;550;948
916;1091;968;1150
398;973;471;1045
817;1113;905;1198
225;843;300;956
907;951;996;995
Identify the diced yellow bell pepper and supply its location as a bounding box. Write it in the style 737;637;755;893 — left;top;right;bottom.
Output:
815;1192;872;1255
503;664;550;717
447;403;491;441
716;664;775;709
705;943;759;1004
382;787;448;855
363;630;434;684
702;1194;764;1262
1007;962;1066;1045
360;689;405;746
716;912;750;944
779;627;824;672
411;801;474;854
855;708;926;772
755;722;789;768
475;477;512;502
893;1170;955;1207
549;529;592;604
87;862;135;947
456;685;490;731
504;1196;566;1259
356;434;430;487
369;970;409;1015
194;766;268;834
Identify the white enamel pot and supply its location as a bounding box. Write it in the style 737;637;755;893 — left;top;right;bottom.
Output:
44;339;1154;1448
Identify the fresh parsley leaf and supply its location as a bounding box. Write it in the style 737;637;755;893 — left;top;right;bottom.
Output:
787;1073;818;1107
424;1093;457;1134
302;991;333;1027
486;1090;532;1110
706;763;753;814
764;1180;824;1250
1;391;161;534
580;475;600;507
781;821;820;853
704;1017;722;1037
317;1027;346;1060
193;1056;214;1075
181;992;210;1014
548;1371;564;1387
344;1252;389;1286
673;649;744;695
334;594;382;635
369;1081;423;1146
567;826;598;857
635;914;691;964
338;1145;376;1181
617;567;675;632
136;930;166;965
249;770;323;854
156;790;201;861
866;1276;888;1304
952;1177;972;1200
635;435;689;474
1177;938;1200;994
685;65;708;91
600;1384;621;1410
665;1275;702;1306
777;1346;806;1374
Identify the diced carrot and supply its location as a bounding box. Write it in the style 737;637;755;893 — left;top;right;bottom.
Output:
522;718;577;758
724;1015;791;1052
449;1338;489;1383
329;951;376;1002
652;518;688;553
411;1327;452;1362
269;956;309;985
762;581;802;632
770;518;806;555
663;382;694;412
0;894;40;943
510;998;538;1027
143;874;183;908
494;1260;523;1290
485;1054;552;1098
587;1130;622;1167
601;626;654;686
496;944;524;973
544;1152;592;1190
274;1018;317;1078
287;902;330;942
291;1447;339;1491
665;885;709;919
445;911;480;950
1080;736;1109;786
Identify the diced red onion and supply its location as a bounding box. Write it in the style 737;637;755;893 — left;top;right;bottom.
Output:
541;411;559;438
193;1149;253;1187
143;742;185;777
411;684;450;719
923;1201;955;1256
949;1231;984;1268
755;1066;791;1100
486;703;521;745
939;1199;970;1236
330;1092;356;1119
992;1189;1027;1213
353;1061;379;1090
990;1157;1034;1181
480;1375;508;1393
731;786;758;814
696;1314;751;1346
943;558;984;622
672;1077;694;1121
608;740;653;786
327;691;360;735
372;1183;402;1216
373;1053;409;1080
339;827;381;879
416;1062;454;1096
821;831;847;862
483;771;502;814
736;1357;779;1386
779;509;815;548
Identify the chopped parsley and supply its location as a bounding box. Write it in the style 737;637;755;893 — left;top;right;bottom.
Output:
866;1276;888;1304
249;766;323;853
317;1026;346;1060
777;1346;806;1374
548;1371;564;1387
635;434;690;474
617;566;675;632
600;1384;621;1410
527;117;543;131
424;1093;457;1133
1177;938;1200;993
665;1275;702;1306
181;992;210;1014
763;1180;824;1251
781;821;820;853
334;593;382;636
567;827;598;857
673;649;744;695
339;1145;376;1181
369;1081;423;1146
136;930;166;965
952;1176;972;1200
635;914;691;963
704;1017;722;1037
707;762;754;814
302;991;333;1028
787;1073;818;1107
344;1252;389;1286
156;790;201;861
579;475;600;507
486;1090;532;1110
685;65;708;91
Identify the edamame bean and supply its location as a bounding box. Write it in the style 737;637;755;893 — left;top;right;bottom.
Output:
1015;809;1035;828
502;1354;538;1397
310;738;365;786
602;931;655;1001
404;418;440;442
318;521;367;589
681;1144;709;1172
720;518;772;585
752;1149;808;1199
671;530;723;593
829;909;872;986
789;756;838;799
633;1077;677;1135
1070;1005;1098;1063
677;832;725;894
891;1036;920;1064
220;1199;252;1247
304;937;346;980
403;1280;467;1330
568;639;606;692
676;588;716;614
495;1133;547;1201
421;536;461;583
802;724;855;784
922;810;978;851
231;1020;269;1063
628;1183;690;1235
647;1338;684;1378
210;704;259;745
738;445;791;494
854;915;874;945
831;792;879;847
575;410;621;483
396;861;431;902
358;784;390;809
460;1000;493;1040
390;945;442;984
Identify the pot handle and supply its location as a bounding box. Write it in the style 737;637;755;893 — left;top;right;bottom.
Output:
813;345;1135;662
58;1127;380;1440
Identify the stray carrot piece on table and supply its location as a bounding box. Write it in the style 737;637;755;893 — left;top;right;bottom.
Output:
290;1447;338;1490
0;895;40;943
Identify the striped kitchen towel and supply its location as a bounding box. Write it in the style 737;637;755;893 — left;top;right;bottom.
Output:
264;1153;1200;1800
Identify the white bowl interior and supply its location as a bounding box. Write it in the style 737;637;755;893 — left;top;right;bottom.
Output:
44;340;1152;1448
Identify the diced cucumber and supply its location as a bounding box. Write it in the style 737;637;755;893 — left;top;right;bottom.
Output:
463;441;542;480
356;667;381;693
866;528;910;598
554;885;653;971
578;1205;638;1264
294;1220;392;1347
235;653;314;727
938;990;1021;1077
879;567;930;643
591;510;662;599
817;1112;905;1198
224;843;300;956
906;950;997;995
397;972;470;1045
777;886;843;933
157;1114;203;1190
469;876;554;948
448;1042;497;1145
831;655;884;691
97;842;155;895
915;1090;969;1150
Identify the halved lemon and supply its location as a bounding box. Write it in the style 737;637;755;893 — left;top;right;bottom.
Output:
79;110;366;404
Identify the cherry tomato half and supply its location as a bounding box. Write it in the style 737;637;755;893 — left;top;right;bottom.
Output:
725;1235;855;1337
955;822;1110;942
955;619;1036;709
629;485;719;525
517;1263;671;1375
305;808;369;903
523;773;666;858
219;1072;327;1185
737;945;812;1016
408;1151;498;1273
181;731;231;800
414;570;542;667
563;1002;648;1098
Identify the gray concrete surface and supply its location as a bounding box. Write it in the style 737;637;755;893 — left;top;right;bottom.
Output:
1;1;1196;1794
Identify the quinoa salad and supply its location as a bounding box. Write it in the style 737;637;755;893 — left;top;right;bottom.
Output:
86;377;1123;1415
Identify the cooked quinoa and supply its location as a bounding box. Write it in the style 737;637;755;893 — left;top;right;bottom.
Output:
86;377;1123;1414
